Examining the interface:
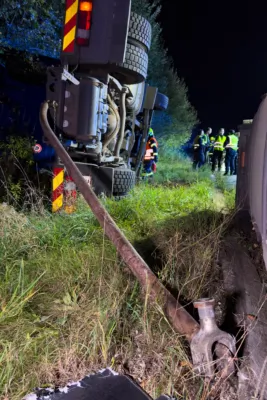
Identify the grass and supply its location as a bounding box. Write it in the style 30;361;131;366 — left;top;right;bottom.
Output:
0;157;236;399
155;155;211;185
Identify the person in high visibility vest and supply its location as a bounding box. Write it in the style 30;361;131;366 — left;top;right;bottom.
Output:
204;127;212;163
208;129;216;164
193;129;206;169
211;128;226;172
202;128;210;146
224;129;239;175
142;128;158;178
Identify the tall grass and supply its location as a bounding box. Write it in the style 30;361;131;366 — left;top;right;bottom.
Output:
0;159;236;399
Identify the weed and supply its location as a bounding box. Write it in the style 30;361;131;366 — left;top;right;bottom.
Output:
0;136;51;209
224;189;236;211
0;158;236;399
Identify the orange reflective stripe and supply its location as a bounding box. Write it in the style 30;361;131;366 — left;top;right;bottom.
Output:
144;149;154;160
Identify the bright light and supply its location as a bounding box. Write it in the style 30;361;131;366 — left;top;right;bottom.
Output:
79;1;92;12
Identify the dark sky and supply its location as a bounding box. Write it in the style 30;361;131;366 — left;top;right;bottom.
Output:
159;0;267;132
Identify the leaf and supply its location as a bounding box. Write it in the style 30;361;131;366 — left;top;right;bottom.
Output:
62;292;72;306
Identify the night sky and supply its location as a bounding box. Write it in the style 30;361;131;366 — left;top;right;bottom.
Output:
159;0;267;132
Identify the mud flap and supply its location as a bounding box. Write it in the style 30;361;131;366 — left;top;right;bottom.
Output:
57;161;114;197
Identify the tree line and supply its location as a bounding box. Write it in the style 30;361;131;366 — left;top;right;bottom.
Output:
0;0;198;139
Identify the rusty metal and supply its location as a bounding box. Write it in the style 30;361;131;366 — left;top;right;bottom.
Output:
190;298;236;378
241;152;246;168
40;101;199;341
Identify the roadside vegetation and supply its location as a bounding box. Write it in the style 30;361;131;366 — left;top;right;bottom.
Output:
0;0;238;398
0;149;236;399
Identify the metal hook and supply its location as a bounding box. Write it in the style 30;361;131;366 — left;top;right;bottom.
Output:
190;298;236;378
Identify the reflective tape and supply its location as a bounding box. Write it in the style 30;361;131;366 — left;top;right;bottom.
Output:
33;144;42;153
62;0;79;53
52;167;64;212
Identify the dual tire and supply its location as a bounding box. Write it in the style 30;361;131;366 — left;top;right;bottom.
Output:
112;12;152;85
113;168;136;197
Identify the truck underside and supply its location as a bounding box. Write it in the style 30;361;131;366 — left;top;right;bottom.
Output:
43;2;169;201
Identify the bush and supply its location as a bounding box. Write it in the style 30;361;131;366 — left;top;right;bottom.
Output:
0;135;49;209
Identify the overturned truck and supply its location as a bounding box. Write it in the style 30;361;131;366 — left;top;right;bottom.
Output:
44;0;168;209
23;1;241;398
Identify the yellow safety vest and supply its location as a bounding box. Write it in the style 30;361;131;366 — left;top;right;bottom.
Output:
202;134;208;145
225;135;238;151
214;135;226;151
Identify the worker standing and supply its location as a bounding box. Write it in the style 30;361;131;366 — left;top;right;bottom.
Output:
212;128;226;172
224;130;239;175
193;129;205;169
142;128;158;178
208;132;215;164
204;127;212;163
208;129;215;164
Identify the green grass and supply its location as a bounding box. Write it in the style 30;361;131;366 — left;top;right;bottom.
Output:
0;157;236;399
155;155;211;185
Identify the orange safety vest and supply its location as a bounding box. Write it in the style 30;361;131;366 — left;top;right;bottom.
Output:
144;137;158;161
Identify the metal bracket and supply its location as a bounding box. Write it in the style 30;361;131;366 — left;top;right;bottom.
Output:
61;69;80;85
190;298;236;378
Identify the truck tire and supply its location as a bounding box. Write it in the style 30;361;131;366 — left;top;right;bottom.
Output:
112;43;148;85
154;92;169;111
113;169;136;196
113;195;128;201
128;12;152;52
